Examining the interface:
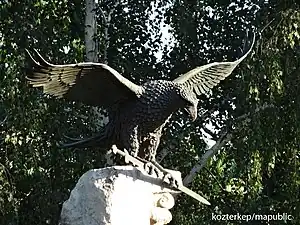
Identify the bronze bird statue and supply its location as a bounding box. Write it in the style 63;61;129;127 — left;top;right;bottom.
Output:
25;34;255;179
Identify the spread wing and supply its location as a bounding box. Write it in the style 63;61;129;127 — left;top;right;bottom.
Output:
26;49;143;107
173;34;255;96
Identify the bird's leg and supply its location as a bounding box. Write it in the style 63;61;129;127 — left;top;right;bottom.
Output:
126;126;162;176
130;126;140;158
137;133;180;187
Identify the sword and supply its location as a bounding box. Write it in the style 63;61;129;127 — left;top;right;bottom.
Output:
111;145;211;205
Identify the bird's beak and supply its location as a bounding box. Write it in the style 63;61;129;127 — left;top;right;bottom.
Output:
184;105;197;122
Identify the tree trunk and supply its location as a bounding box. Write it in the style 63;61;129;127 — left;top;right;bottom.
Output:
84;0;108;131
85;0;98;62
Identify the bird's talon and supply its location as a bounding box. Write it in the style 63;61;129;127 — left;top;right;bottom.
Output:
163;173;179;188
143;162;161;177
124;155;130;164
152;166;161;177
144;162;153;175
111;145;118;154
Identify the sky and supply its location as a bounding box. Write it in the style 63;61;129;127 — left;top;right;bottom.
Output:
147;2;218;148
87;0;255;149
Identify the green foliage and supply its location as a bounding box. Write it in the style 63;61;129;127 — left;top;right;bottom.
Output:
0;0;165;224
1;0;300;224
164;1;300;224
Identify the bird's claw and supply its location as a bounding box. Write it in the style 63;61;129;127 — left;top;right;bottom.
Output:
123;149;131;164
111;145;119;154
144;162;161;177
163;172;180;189
111;146;132;164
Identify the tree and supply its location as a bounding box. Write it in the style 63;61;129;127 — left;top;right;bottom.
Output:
0;0;299;224
159;0;300;224
0;0;165;224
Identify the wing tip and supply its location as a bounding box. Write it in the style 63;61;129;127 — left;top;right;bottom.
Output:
32;49;53;67
172;32;256;93
25;48;53;68
25;49;41;67
236;31;256;63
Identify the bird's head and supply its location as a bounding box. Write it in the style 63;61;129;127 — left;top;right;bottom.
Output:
179;88;198;122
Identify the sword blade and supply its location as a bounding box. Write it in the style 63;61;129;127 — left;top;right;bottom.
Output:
111;146;210;205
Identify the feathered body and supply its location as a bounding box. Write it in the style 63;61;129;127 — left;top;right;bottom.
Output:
70;80;195;161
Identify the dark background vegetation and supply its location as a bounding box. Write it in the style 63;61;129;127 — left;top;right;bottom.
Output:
0;0;299;224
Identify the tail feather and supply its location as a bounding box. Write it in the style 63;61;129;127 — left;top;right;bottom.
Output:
60;132;108;149
63;134;84;142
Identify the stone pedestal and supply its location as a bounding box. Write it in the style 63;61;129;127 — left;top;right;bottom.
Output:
59;166;180;225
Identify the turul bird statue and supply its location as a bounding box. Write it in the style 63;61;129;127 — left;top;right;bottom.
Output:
26;33;255;188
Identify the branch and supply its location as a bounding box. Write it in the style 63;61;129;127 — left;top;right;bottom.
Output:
183;103;275;186
107;1;120;24
183;131;232;186
98;1;119;64
98;6;107;25
198;107;217;121
98;1;119;26
203;167;226;191
157;147;171;163
201;126;217;141
259;18;276;34
0;114;8;126
235;103;274;122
